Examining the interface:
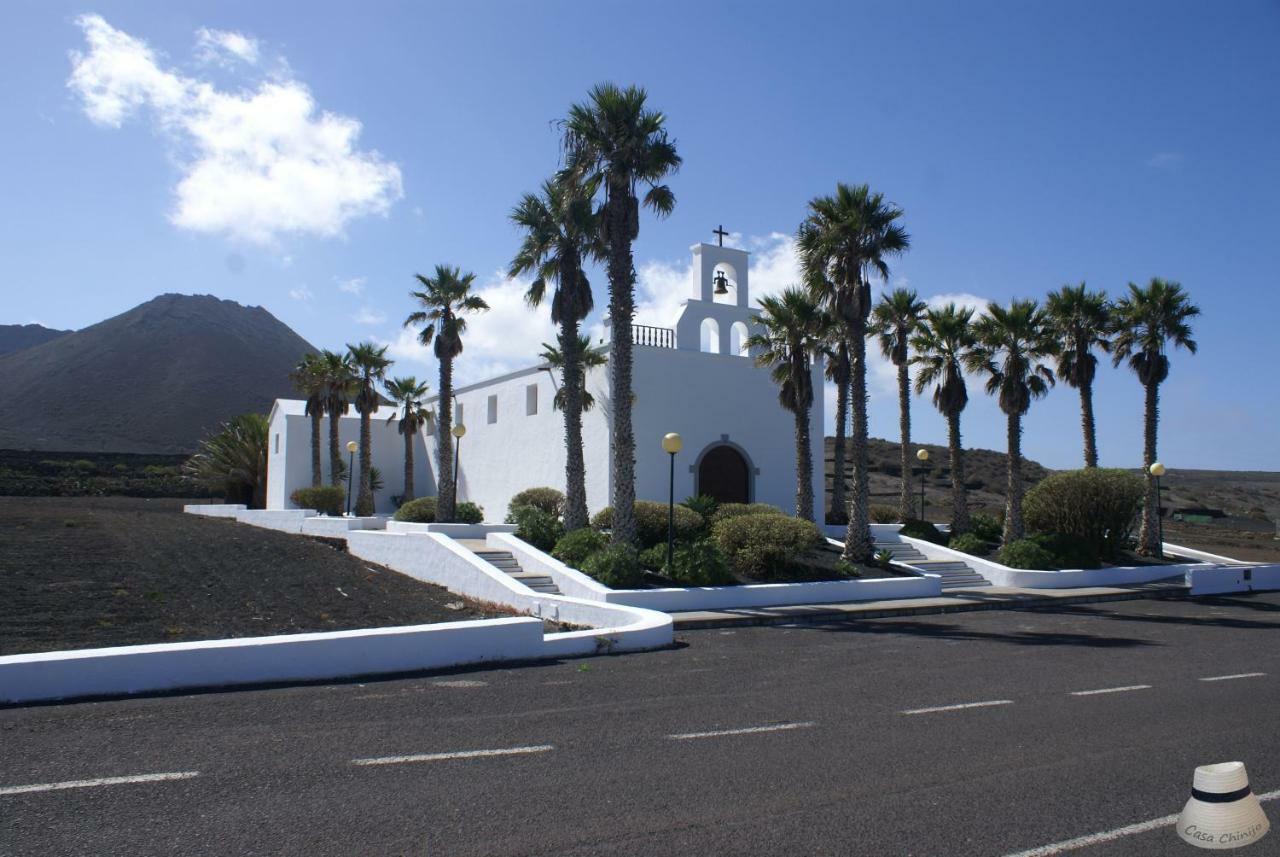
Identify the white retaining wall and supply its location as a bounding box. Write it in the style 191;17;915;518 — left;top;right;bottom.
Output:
386;521;517;539
184;503;246;518
300;516;386;537
233;508;316;534
0;619;542;705
1188;565;1280;595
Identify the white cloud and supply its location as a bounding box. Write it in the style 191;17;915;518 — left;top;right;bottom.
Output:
1147;151;1183;169
454;273;557;384
288;285;313;301
381;326;433;370
195;27;259;66
67;15;403;245
337;276;365;295
354;306;386;325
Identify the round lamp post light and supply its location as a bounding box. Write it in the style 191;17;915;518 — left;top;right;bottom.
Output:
662;433;683;570
1150;461;1166;556
345;440;358;516
451;423;467;488
916;448;930;520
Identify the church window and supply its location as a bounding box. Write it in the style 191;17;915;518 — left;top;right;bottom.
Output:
730;321;750;357
526;384;538;416
273;433;279;454
700;317;721;353
487;394;498;424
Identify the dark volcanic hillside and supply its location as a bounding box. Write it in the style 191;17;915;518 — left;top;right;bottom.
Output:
0;294;316;453
0;323;72;356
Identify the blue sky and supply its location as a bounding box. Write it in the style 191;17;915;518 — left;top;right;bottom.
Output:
3;1;1278;471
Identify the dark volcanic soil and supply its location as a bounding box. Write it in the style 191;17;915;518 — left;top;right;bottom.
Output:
0;497;516;655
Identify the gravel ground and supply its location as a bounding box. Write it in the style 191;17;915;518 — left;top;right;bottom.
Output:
0;497;518;655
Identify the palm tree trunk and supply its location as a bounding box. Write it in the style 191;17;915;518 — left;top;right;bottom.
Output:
1138;379;1161;555
310;410;322;487
1080;382;1099;468
561;318;589;531
437;359;455;521
829;364;849;525
842;321;873;562
897;360;913;522
605;191;637;545
328;410;342;487
355;411;373;516
947;410;971;534
403;429;414;503
1002;411;1025;544
794;402;814;522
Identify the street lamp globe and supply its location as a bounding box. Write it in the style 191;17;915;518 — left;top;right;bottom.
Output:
451;424;467;439
662;432;683;455
346;441;358;454
916;448;929;462
1149;462;1166;477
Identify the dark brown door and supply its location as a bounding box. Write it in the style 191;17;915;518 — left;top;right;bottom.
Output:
697;445;749;504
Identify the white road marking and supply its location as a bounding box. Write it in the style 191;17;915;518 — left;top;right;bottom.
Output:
1003;788;1280;856
1069;684;1152;696
431;680;488;688
1199;672;1266;682
902;700;1013;715
668;722;815;740
352;745;553;765
0;771;199;796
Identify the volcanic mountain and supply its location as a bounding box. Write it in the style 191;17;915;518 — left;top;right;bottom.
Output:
0;323;72;356
0;294;316;453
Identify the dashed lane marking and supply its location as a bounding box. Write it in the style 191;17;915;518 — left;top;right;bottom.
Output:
0;771;199;796
668;722;816;740
902;700;1013;715
1069;685;1152;696
1199;672;1266;682
352;745;554;765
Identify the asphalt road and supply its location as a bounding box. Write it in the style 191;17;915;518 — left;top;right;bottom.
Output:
3;593;1280;856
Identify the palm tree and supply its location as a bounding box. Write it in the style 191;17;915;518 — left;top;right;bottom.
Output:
539;337;608;412
1111;278;1199;555
1046;283;1112;468
821;324;852;524
404;265;489;522
290;352;326;487
384;376;431;503
182;413;269;509
561;83;681;545
870;288;928;521
748;288;831;522
318;350;355;487
347;342;391;517
798;183;910;562
510;175;604;531
912;304;976;534
964;300;1058;544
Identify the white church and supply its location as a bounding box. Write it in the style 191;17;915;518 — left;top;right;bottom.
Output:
265;239;825;519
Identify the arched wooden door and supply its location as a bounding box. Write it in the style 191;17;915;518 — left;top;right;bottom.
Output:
697;445;750;504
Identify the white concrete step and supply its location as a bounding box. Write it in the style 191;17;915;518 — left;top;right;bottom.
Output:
475;550;562;595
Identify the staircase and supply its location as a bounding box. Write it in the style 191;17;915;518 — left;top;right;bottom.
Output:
874;540;992;589
473;549;562;595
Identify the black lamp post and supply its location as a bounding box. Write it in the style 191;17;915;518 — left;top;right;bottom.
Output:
1150;461;1166;558
662;432;683;570
916;448;929;520
451;423;466;491
345;440;358;516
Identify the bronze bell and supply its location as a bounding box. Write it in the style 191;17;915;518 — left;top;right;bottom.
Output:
713;271;729;295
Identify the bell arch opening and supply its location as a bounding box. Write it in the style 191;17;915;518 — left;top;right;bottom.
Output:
700;317;721;353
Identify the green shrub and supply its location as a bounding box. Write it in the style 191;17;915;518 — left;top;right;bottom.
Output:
580;544;645;589
455;501;484;524
506;487;565;520
947;532;990;556
708;502;784;525
638;543;670;572
998;538;1057;570
394;496;437;523
291;485;345;516
511;505;564;552
591;500;705;548
72;459;97;472
1028;532;1100;569
899;518;947;545
681;494;720;520
552;528;606;568
670;539;735;586
711;514;824;579
869;504;900;524
968;513;1003;543
1023;468;1143;561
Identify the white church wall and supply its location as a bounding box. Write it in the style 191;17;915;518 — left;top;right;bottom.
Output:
628;345;824;515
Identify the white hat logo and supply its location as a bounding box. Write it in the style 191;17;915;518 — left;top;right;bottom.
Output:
1177;762;1270;849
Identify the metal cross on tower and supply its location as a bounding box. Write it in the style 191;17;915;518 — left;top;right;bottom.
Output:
712;225;728;247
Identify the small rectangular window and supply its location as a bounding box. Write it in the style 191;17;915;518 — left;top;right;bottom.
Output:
456;403;464;426
526;384;538;416
487;394;498;424
273;433;280;454
425;413;435;436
